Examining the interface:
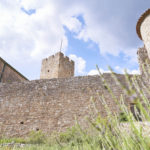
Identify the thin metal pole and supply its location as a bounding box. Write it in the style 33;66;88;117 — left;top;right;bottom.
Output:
60;39;63;52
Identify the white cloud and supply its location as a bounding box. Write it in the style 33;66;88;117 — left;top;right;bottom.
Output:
62;16;82;33
77;24;122;56
88;69;110;75
125;69;140;75
69;54;86;75
115;66;120;70
115;66;140;74
88;69;99;75
0;0;68;62
0;0;144;79
88;67;140;75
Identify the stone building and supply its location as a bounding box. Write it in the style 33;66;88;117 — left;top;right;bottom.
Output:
0;9;150;137
40;52;74;79
137;46;150;74
0;57;28;83
137;9;150;60
136;9;150;74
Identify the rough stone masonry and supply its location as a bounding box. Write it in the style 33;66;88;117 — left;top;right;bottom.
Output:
40;52;74;79
0;9;150;137
0;75;131;137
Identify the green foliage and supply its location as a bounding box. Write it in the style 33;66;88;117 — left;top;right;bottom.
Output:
0;137;26;144
2;65;150;150
119;112;129;122
27;130;46;144
58;126;80;143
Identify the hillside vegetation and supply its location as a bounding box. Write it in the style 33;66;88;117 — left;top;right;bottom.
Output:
1;66;150;150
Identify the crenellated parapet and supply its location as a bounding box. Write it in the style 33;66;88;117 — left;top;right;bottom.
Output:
137;46;150;74
40;52;74;79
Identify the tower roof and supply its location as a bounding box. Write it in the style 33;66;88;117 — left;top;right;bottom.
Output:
136;9;150;40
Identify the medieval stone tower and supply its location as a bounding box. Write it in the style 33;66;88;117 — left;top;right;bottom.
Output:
136;9;150;74
137;9;150;58
40;52;74;79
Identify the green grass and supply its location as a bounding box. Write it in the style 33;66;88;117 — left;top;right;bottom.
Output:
1;65;150;150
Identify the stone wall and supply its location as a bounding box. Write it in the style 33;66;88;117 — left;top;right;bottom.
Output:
0;74;133;137
40;52;74;79
0;58;28;83
137;46;150;74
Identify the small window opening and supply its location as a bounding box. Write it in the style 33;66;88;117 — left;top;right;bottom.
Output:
36;128;39;131
20;121;24;124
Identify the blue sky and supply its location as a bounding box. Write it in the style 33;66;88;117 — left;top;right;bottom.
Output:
0;0;149;79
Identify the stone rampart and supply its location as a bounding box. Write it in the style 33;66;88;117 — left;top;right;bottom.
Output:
0;74;132;137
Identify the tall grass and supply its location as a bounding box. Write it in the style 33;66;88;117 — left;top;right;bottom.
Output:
1;65;150;150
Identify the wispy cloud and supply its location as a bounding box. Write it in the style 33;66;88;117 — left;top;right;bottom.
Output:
88;69;110;75
115;66;140;74
0;0;147;79
69;54;86;75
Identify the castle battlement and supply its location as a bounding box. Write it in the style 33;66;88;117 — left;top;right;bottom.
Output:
62;55;74;64
64;56;69;61
40;52;74;79
1;9;150;137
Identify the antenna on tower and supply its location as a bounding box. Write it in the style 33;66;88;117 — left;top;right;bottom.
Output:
60;39;63;52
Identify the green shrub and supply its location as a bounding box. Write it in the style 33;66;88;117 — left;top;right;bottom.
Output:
27;130;46;144
58;126;81;143
3;65;150;150
119;112;129;122
0;137;26;144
